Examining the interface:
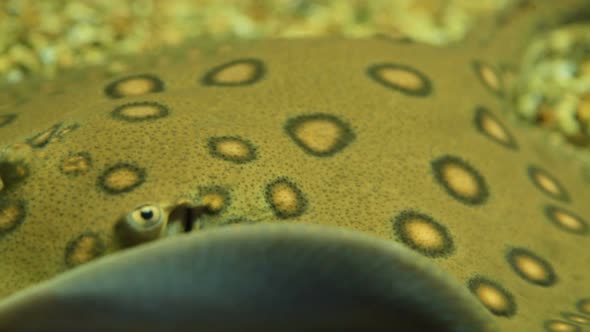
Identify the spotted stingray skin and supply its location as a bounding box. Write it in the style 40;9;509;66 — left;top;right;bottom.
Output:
1;2;590;332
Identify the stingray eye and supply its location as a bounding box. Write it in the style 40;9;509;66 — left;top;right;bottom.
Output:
123;204;166;242
128;204;164;229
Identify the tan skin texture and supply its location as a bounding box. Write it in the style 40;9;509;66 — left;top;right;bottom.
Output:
0;1;590;331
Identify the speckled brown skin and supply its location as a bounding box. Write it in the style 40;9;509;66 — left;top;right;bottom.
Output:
0;1;590;331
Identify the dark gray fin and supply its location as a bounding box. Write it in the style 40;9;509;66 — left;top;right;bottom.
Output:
0;223;497;332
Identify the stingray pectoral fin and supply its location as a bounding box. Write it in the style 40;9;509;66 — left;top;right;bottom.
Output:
0;223;497;332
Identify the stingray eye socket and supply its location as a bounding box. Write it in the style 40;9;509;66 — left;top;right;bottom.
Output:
115;203;171;246
124;204;166;239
